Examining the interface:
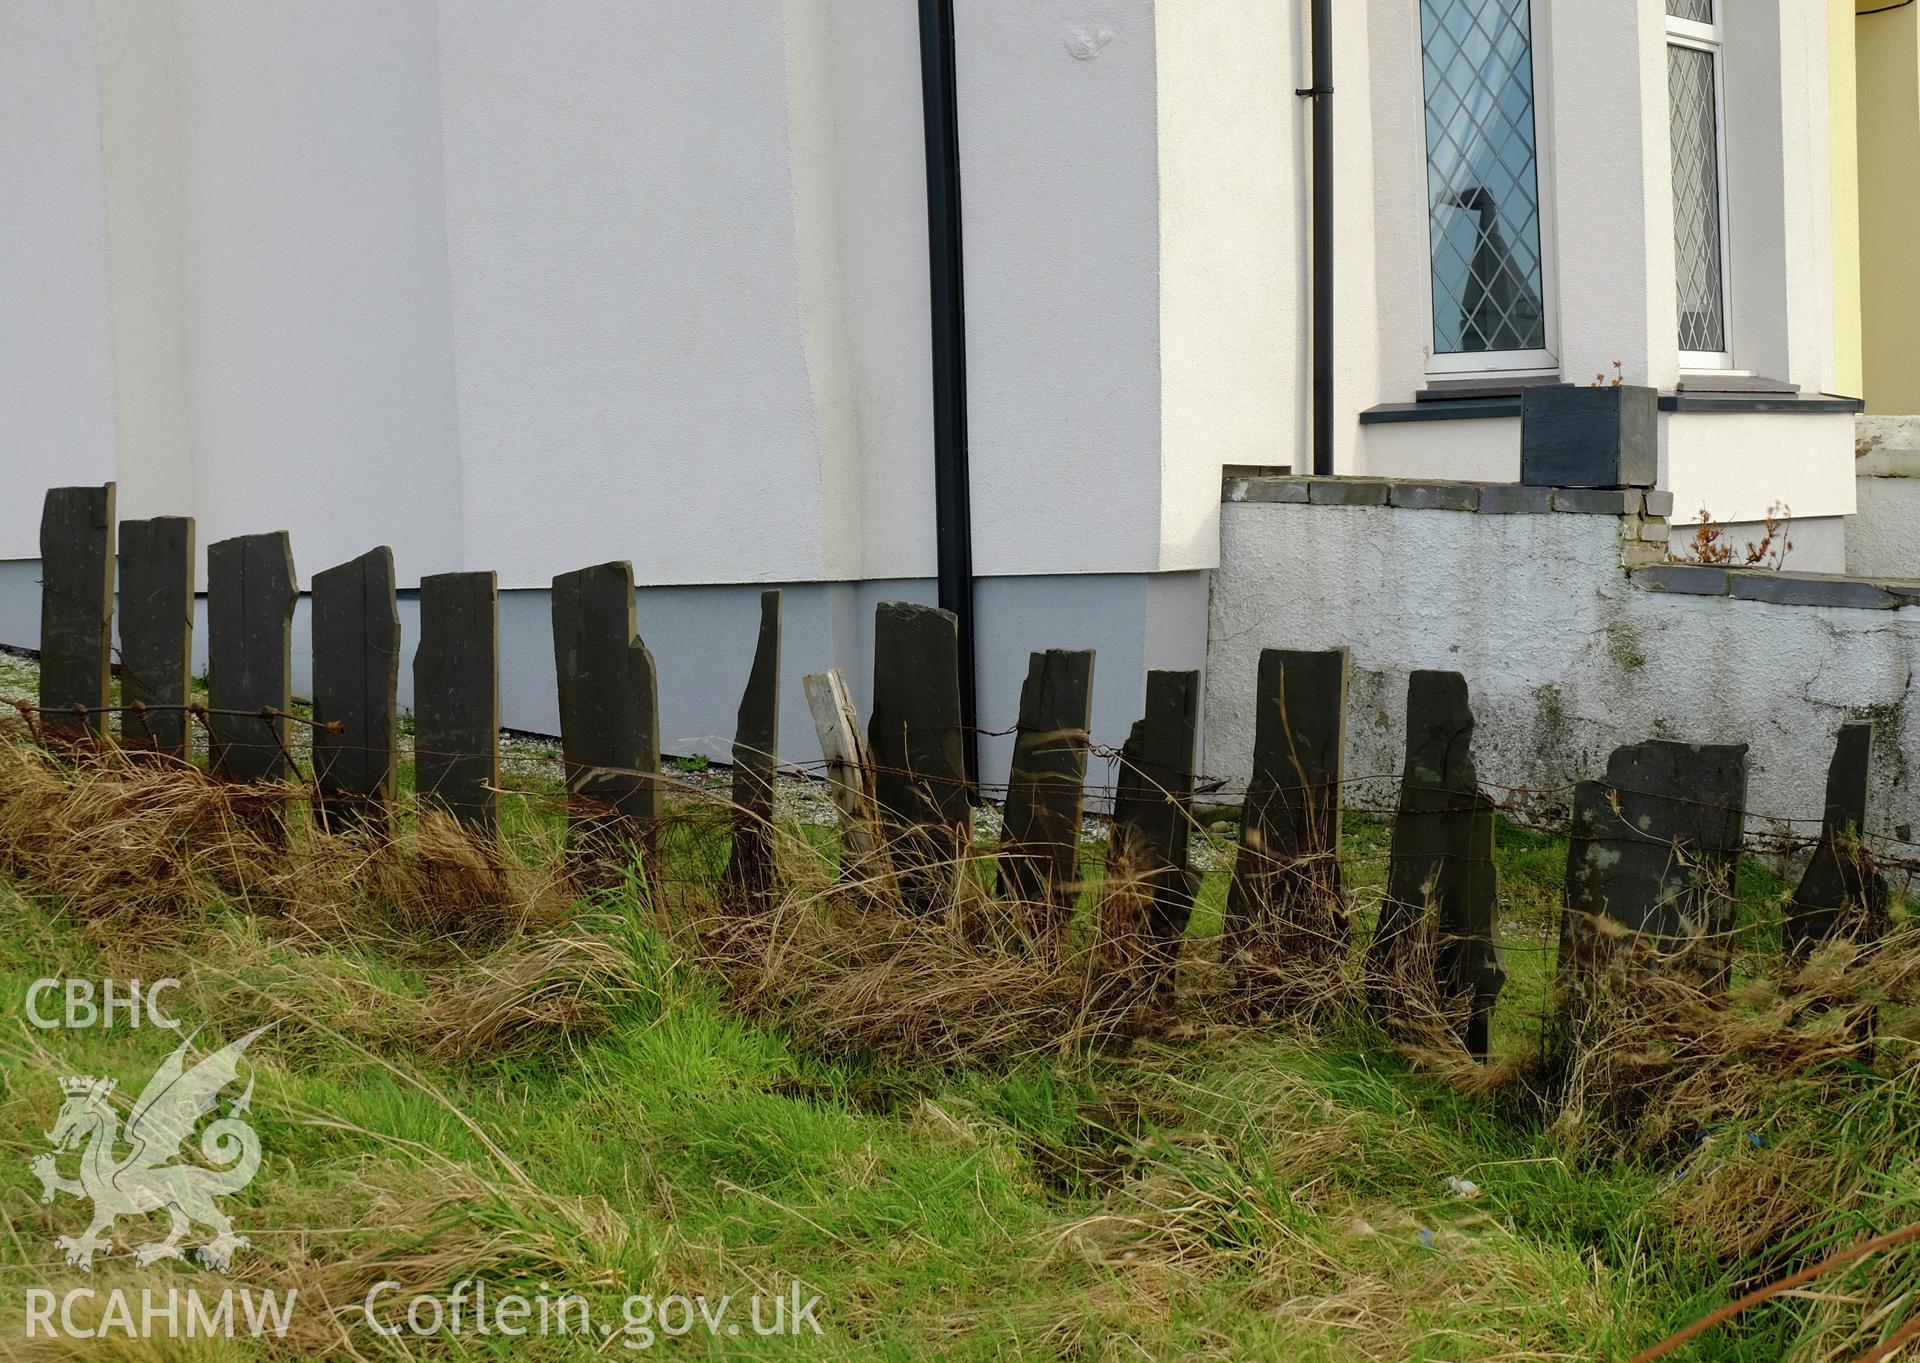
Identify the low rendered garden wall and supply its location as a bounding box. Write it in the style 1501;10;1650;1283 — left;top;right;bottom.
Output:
1208;475;1920;840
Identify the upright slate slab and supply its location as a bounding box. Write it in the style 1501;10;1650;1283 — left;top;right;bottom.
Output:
117;516;194;758
38;484;116;741
206;532;296;783
1558;738;1749;986
868;601;971;910
552;562;660;870
414;572;499;835
722;590;782;905
1111;670;1201;1006
1000;648;1095;935
1223;649;1350;996
1784;722;1887;956
311;547;399;833
1366;672;1505;1055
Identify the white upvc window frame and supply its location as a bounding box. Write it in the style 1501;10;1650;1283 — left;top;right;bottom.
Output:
1417;0;1560;378
1666;6;1734;371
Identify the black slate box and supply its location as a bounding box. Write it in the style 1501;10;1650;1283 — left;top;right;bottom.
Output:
1520;384;1657;489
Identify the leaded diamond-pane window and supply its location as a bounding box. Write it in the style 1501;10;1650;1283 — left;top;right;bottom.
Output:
1667;0;1712;22
1667;11;1728;359
1419;0;1547;357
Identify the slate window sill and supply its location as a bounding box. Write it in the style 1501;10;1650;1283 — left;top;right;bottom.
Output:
1358;391;1865;424
1358;397;1524;424
1656;392;1863;415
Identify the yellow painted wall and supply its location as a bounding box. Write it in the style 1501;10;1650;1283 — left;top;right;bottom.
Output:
1832;0;1862;399
1857;1;1920;414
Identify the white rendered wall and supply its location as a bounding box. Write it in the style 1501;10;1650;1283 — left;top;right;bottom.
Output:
1210;498;1920;839
0;0;1850;591
436;0;938;590
1662;411;1857;527
3;0;1231;588
953;0;1166;576
0;1;944;589
178;0;466;589
1356;420;1520;485
1154;0;1303;568
0;2;117;555
94;0;192;529
437;0;929;591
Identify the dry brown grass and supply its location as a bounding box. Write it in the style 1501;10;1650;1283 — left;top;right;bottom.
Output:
16;725;1920;1355
1542;922;1908;1159
0;739;571;940
421;923;652;1064
2;1139;645;1360
692;837;1136;1068
0;740;285;923
0;738;639;1070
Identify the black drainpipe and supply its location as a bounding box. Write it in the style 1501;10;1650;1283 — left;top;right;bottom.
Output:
918;0;980;792
1298;0;1334;475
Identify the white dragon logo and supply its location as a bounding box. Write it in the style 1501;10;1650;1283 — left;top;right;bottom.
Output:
29;1026;268;1272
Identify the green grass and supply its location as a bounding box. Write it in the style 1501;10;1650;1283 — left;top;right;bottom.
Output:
0;789;1911;1360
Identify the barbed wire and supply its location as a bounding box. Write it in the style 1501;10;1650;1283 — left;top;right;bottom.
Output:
6;698;1906;871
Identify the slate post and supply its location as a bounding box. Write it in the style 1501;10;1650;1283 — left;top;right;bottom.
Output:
414;572;500;836
37;484;116;742
206;532;297;783
867;601;971;911
1519;385;1658;488
1222;648;1350;1007
722;590;782;906
1000;648;1095;939
1557;739;1749;988
1109;670;1201;1009
311;547;400;833
1365;671;1505;1056
1783;722;1887;957
117;516;194;758
552;562;660;878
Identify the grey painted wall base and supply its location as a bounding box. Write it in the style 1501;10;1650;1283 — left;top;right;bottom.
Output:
0;560;1211;792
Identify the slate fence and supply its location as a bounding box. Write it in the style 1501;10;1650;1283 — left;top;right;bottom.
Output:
15;484;1905;1054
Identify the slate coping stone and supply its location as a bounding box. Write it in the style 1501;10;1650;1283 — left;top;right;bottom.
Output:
1629;565;1730;596
1728;572;1899;610
1388;481;1482;512
1226;477;1311;504
1476;484;1554;514
1307;479;1392;507
1552;488;1643;515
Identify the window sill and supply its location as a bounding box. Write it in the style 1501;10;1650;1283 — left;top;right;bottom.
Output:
1414;374;1566;401
1359;391;1865;424
1359;397;1524;424
1657;392;1863;415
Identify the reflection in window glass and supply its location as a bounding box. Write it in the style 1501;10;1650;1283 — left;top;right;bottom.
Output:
1420;0;1546;356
